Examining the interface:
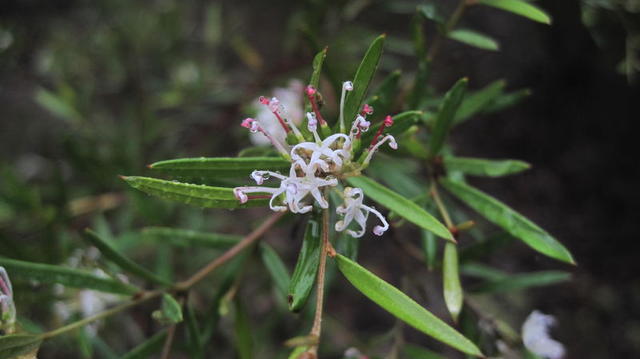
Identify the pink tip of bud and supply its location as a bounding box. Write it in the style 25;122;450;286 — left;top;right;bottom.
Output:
362;104;374;115
241;118;255;128
259;96;270;105
384;115;394;127
373;226;386;236
305;85;317;96
233;188;248;204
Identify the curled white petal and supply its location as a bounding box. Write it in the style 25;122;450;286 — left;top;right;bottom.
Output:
522;311;566;359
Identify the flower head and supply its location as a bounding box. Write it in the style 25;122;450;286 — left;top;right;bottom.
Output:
236;80;399;238
0;266;16;333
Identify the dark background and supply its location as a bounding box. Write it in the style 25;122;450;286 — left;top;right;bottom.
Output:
1;0;639;358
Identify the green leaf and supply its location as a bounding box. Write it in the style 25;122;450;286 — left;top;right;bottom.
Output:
260;244;290;300
153;294;183;325
478;0;552;24
403;343;445;359
347;176;453;241
421;229;438;271
305;48;327;111
121;331;167;359
428;78;468;157
409;60;432;109
461;262;508;281
335;254;483;357
443;243;463;322
234;300;253;359
34;87;81;123
453;79;506;124
360;111;423;153
440;179;575;264
418;3;446;24
121;176;268;209
472;270;571;294
483;88;531;113
184;305;204;359
448;29;500;51
0;334;41;359
149;157;290;180
343;34;386;124
288;217;321;312
444;157;530;177
368;70;401;120
141;227;240;249
0;258;137;295
412;11;427;59
84;229;170;286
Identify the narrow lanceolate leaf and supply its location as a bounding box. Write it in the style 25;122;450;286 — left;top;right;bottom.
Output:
260;244;290;300
368;70;401;120
440;179;575;264
288;217;321;312
421;229;438;270
444;157;530;177
149;157;290;179
122;176;268;209
344;34;386;123
0;334;41;359
84;229;170;286
0;258;137;295
306;48;327;109
428;78;468;158
335;254;483;357
409;60;431;109
483;88;531;113
347;176;453;241
403;344;446;359
443;243;463;322
185;304;205;359
141;227;240;249
361;111;423;147
234;301;253;359
121;331;167;359
454;80;506;124
448;29;500;51
472;270;571;294
477;0;552;24
159;294;183;324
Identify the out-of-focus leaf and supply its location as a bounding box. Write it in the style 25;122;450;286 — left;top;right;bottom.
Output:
403;343;445;359
288;217;321;312
483;88;531;113
152;294;183;325
34;87;81;123
428;78;468;158
260;244;290;301
409;60;432;109
335;254;483;357
459;233;514;262
454;80;506;124
234;300;253;359
472;270;571;294
461;262;508;281
287;346;309;359
360;111;423;147
418;3;446;24
121;176;268;209
412;11;427;59
368;70;401;120
421;229;438;271
185;305;204;359
478;0;552;24
443;243;463;322
0;334;41;359
0;258;137;295
344;34;386;124
141;227;240;249
121;331;167;359
444;157;530;177
84;229;170;286
347;176;453;241
448;29;500;51
149;157;290;180
440;179;575;264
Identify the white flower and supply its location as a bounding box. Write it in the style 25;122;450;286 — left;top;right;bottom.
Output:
522;310;566;359
250;80;304;146
0;266;16;332
335;187;389;238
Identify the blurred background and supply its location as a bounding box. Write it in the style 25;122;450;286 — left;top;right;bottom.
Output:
1;0;639;358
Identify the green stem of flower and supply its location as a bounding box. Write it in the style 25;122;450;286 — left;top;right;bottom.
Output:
309;207;331;353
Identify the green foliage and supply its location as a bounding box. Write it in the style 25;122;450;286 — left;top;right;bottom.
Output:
448;29;500;51
478;0;552;24
427;78;468;158
149;157;290;181
443;157;531;177
443;243;463;322
288;217;321;312
335;254;483;357
0;335;41;359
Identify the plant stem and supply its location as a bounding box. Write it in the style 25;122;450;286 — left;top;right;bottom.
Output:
309;207;331;354
430;182;454;230
39;290;163;340
160;322;178;359
427;0;470;61
175;211;285;290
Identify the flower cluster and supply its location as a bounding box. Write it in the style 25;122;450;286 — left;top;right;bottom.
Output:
0;266;16;334
234;81;397;238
